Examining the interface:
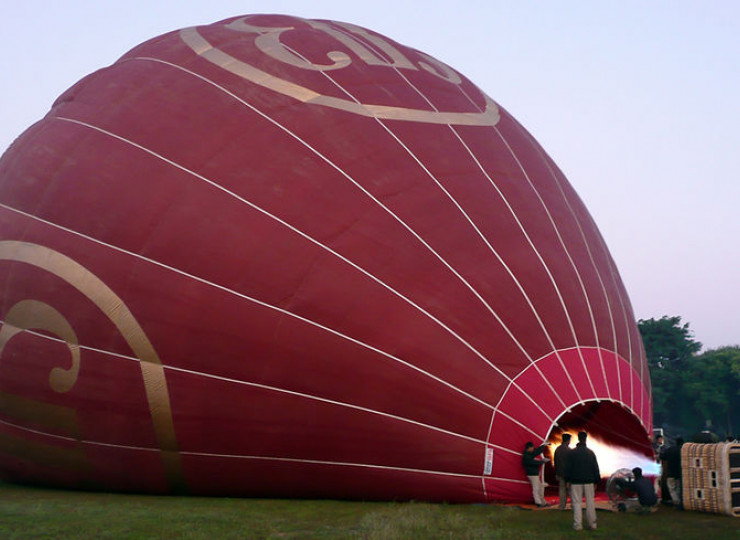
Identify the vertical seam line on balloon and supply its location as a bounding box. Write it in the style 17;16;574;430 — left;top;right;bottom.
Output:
505;127;607;398
254;36;535;360
123;58;517;369
454;85;590;402
44;115;511;401
0;315;487;446
453;87;598;406
622;299;645;413
319;29;579;460
275;41;562;434
445;127;576;400
94;58;556;421
608;249;635;406
357;55;573;420
0;200;497;416
446;57;644;424
314;28;555;381
527;346;650;441
164;364;492;445
492;127;597;398
171;450;501;481
0;417;497;481
530;143;615;401
215;42;539;380
599;244;632;404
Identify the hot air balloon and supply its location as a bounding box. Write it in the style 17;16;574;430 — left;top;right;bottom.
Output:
0;14;651;502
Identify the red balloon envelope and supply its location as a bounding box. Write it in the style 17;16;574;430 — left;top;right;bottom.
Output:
0;14;651;502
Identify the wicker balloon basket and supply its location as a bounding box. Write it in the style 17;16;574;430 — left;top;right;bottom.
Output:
682;442;740;517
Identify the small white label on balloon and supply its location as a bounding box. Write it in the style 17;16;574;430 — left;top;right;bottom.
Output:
484;447;494;475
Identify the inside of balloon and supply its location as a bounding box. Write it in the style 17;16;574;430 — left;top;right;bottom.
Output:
544;400;658;487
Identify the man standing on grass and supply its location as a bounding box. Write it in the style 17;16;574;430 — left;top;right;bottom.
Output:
661;437;684;508
522;441;550;507
554;433;572;510
565;431;600;531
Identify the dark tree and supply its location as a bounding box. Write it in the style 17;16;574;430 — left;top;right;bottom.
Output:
683;346;740;436
639;316;702;370
638;316;701;429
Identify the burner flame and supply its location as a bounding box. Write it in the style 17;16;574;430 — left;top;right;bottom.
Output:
549;431;659;478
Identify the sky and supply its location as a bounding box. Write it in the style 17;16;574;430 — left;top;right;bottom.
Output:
2;1;738;350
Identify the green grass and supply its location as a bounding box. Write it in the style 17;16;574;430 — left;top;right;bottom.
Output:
0;482;737;539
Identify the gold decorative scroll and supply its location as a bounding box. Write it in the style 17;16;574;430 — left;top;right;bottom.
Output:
0;240;186;493
0;390;80;438
0;299;81;393
0;431;89;472
179;22;500;126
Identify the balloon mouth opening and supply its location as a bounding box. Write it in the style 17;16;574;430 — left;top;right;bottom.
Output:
545;400;656;482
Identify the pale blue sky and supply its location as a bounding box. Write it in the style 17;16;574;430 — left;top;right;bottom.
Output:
2;1;738;350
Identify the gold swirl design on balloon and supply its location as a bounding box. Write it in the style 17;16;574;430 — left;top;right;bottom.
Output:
179;18;501;127
0;299;81;393
0;240;186;493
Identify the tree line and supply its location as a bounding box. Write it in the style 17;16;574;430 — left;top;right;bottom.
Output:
638;315;740;440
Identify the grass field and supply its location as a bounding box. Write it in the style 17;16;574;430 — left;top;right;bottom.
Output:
1;482;738;539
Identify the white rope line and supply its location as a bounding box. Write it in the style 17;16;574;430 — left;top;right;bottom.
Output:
492;129;597;400
279;22;643;428
540;150;650;417
599;243;633;404
620;289;642;414
0;323;551;456
502;140;606;395
50;113;510;407
444;128;577;404
261;34;538;362
451;88;592;415
0;342;648;476
0;201;495;416
102;56;556;424
127;57;520;375
525;344;647;405
452;88;600;401
182;450;484;479
0;417;478;481
0;320;489;445
318;24;616;458
165;362;490;444
454;81;624;421
488;343;653;449
281;31;567;433
0;414;523;482
372;76;567;412
325;25;567;396
54;114;545;422
622;294;646;415
0;382;528;460
528;142;615;400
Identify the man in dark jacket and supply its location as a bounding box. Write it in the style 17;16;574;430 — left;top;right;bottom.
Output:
565;431;600;530
522;441;550;507
616;467;658;512
554;433;572;510
660;437;684;507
